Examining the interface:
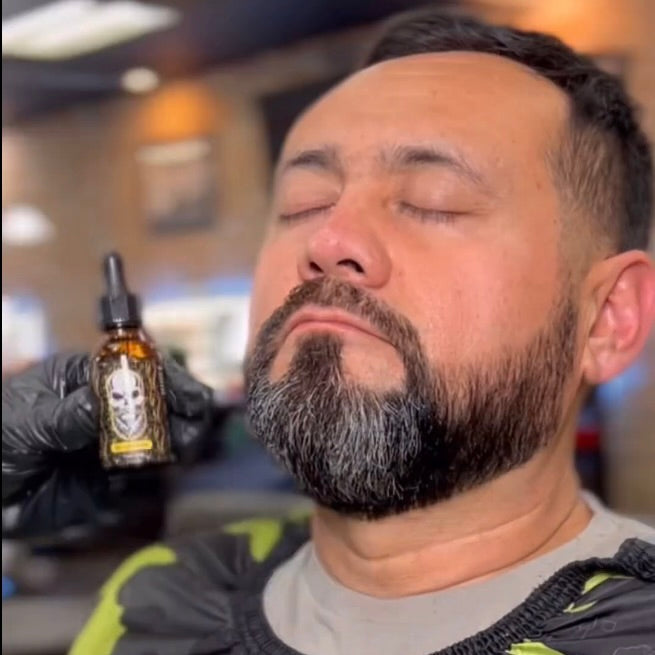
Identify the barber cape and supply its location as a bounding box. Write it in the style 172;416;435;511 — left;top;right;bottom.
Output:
70;518;654;655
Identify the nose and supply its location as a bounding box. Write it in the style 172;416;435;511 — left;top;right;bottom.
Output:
297;202;391;289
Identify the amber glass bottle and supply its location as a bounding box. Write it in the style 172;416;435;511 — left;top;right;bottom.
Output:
92;253;173;470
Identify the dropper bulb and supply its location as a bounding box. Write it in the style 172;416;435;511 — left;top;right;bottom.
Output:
98;251;141;330
103;252;126;298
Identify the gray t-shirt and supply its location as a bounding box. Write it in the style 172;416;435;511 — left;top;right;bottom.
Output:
263;494;655;655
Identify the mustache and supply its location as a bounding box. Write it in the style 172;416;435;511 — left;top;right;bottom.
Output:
253;277;420;354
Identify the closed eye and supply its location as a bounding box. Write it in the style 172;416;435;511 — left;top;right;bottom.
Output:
398;201;462;223
278;204;334;222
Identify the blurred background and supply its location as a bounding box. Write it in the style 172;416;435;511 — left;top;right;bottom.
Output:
2;1;654;653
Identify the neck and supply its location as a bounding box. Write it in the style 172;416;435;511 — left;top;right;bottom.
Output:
311;431;592;597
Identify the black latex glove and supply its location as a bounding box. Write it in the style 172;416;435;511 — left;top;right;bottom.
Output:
2;352;216;538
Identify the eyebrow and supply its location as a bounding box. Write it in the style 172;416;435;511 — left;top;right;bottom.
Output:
278;143;490;194
278;145;343;178
380;144;488;191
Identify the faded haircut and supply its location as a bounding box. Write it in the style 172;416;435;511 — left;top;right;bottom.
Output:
362;10;653;252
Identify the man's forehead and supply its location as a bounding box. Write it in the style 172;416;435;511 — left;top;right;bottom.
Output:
358;50;557;88
325;51;564;110
282;51;568;161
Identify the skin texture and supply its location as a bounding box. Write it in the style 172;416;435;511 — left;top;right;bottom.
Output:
245;52;655;596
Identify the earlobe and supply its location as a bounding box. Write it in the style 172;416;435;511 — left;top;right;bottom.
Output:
581;251;655;385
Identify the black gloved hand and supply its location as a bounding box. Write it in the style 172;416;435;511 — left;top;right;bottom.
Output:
2;352;217;538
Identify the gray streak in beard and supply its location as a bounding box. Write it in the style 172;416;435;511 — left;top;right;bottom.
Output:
244;277;578;519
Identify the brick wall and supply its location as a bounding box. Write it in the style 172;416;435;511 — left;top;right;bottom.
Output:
2;29;367;351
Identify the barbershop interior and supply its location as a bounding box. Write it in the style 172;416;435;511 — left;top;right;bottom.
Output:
2;1;655;654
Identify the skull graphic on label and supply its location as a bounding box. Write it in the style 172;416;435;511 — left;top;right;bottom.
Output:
106;368;148;439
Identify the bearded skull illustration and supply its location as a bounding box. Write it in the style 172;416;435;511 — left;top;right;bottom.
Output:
106;368;148;439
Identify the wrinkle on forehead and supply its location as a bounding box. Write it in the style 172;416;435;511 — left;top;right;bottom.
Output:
282;51;569;170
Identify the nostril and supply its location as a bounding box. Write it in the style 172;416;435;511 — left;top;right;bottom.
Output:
309;261;323;274
338;258;364;274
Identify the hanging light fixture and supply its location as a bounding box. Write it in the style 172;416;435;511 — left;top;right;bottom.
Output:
2;204;56;247
2;0;180;60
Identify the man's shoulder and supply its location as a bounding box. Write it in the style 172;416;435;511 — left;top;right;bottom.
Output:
574;494;655;560
504;538;654;655
534;538;655;655
69;516;310;655
174;516;310;572
112;515;311;589
609;512;655;543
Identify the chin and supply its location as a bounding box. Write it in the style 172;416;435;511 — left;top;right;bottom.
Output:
340;353;406;392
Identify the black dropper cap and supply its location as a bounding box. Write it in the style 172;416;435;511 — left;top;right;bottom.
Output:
99;252;142;330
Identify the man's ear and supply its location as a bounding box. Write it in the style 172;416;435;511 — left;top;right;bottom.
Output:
581;250;655;385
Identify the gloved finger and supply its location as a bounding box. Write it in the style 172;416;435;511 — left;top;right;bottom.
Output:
3;452;116;539
3;383;97;457
2;451;46;505
2;386;97;507
168;414;206;464
42;352;92;397
61;352;92;394
48;386;100;452
168;413;210;464
2;389;96;505
162;357;214;419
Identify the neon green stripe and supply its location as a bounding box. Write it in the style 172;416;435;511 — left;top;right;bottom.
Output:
68;545;176;655
564;600;597;614
564;571;633;614
287;505;313;524
224;518;283;562
582;571;630;594
507;641;564;654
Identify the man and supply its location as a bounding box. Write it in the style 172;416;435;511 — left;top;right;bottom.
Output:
4;10;655;655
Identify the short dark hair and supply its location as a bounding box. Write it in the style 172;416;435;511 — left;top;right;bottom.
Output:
362;11;653;252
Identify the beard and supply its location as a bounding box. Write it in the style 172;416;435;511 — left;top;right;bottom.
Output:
244;277;578;519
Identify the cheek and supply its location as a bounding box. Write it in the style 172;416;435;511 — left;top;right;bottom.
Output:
401;246;559;366
247;240;301;352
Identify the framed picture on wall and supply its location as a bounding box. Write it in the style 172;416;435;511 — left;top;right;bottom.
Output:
136;137;218;235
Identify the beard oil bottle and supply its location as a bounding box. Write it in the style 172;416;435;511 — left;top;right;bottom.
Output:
92;252;173;470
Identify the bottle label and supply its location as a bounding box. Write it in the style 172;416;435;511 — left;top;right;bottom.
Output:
110;439;153;454
94;356;171;467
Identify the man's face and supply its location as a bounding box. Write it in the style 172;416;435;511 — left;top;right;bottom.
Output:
245;52;583;517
